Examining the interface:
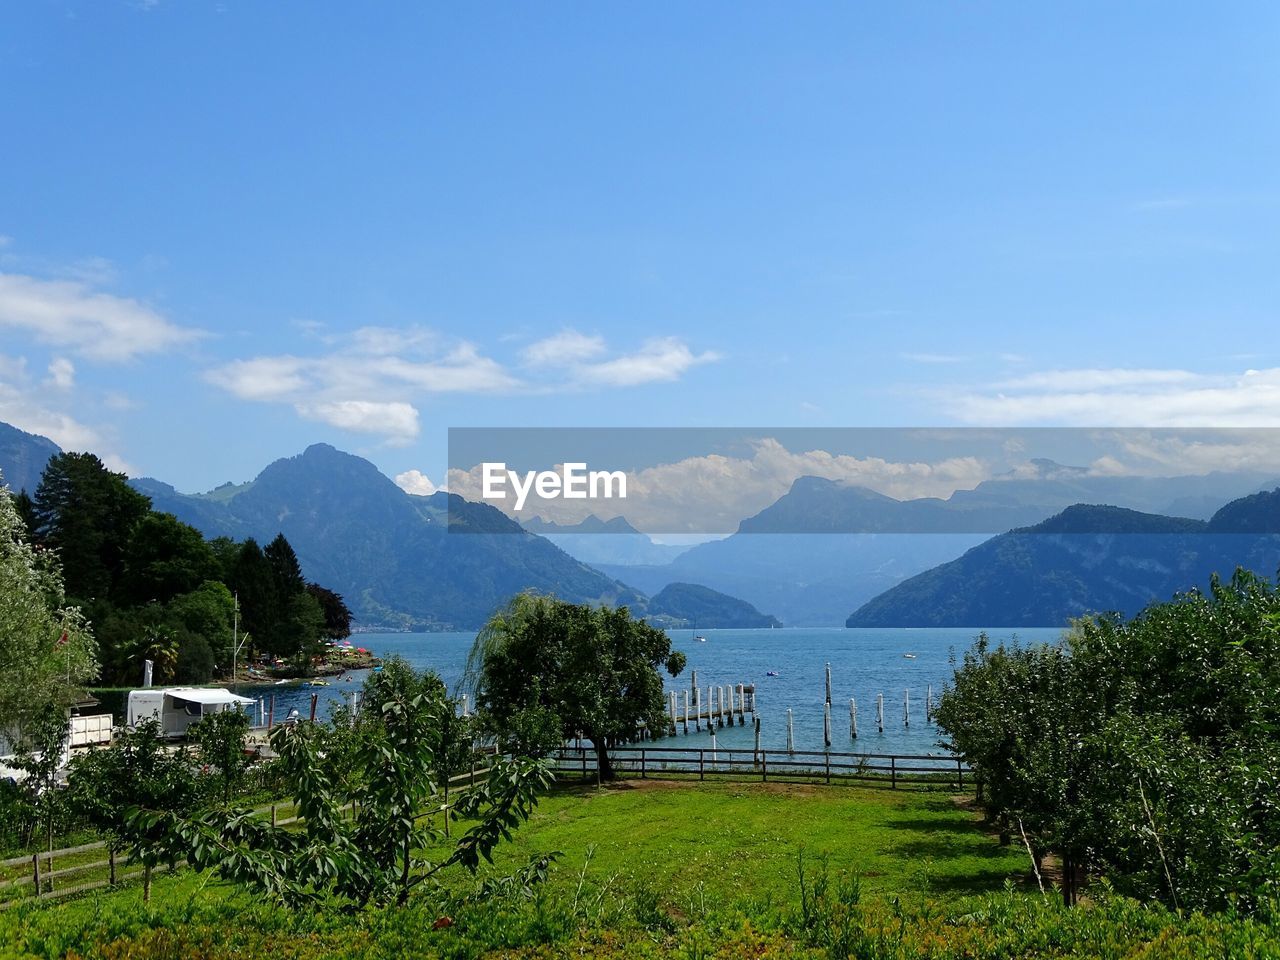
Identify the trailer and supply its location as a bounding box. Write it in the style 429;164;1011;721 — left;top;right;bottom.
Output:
126;687;257;738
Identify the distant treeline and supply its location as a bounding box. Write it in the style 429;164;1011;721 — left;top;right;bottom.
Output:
14;452;351;686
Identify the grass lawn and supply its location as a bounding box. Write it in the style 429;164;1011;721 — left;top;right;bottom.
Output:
3;780;1027;957
480;779;1025;901
8;781;1276;959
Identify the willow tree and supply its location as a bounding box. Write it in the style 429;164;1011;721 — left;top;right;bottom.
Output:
468;593;686;780
0;474;97;747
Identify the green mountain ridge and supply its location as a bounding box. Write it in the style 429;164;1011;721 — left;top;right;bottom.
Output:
846;496;1280;628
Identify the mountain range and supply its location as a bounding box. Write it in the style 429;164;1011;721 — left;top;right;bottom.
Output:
846;494;1280;628
593;469;1277;626
0;422;777;631
7;417;1280;632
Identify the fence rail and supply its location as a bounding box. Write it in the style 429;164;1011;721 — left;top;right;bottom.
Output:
552;745;969;790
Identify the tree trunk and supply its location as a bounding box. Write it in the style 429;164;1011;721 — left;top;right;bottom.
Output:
398;832;411;905
593;739;614;782
143;864;152;903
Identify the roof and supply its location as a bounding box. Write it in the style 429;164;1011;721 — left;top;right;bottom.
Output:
162;688;256;707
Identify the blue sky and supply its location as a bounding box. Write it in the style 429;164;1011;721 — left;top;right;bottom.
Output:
1;2;1278;494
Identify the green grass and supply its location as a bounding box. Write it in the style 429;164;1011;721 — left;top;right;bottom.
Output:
472;780;1024;901
5;782;1279;959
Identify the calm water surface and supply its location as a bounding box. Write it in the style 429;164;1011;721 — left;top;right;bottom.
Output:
231;626;1063;755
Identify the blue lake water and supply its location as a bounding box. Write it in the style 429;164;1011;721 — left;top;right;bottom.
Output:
231;626;1064;756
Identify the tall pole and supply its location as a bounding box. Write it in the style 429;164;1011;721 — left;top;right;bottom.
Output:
231;591;239;685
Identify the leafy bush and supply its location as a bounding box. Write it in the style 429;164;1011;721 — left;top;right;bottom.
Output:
936;569;1280;912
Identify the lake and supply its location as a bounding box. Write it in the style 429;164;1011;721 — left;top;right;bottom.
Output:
229;625;1064;755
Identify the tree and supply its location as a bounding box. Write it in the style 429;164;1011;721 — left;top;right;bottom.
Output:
67;718;199;901
191;709;252;803
307;582;353;640
469;594;686;780
117;512;219;607
264;533;305;597
937;570;1280;913
166;581;237;670
7;705;72;865
131;664;553;908
29;452;150;603
0;478;97;746
228;539;277;654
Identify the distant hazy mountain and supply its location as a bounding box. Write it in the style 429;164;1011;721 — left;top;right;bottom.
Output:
599;468;1277;627
846;494;1280;628
644;582;781;629
522;514;691;567
0;422;59;495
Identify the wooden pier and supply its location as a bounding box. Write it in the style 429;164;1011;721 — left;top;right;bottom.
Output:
663;682;756;737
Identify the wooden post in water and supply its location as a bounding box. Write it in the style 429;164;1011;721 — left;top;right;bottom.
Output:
710;728;717;763
268;694;276;730
669;691;678;735
825;662;832;705
850;697;857;740
690;668;698;704
682;689;690;734
926;685;932;722
786;708;795;754
823;701;832;748
694;687;701;731
904;688;910;728
309;692;318;722
737;683;746;724
754;716;761;764
460;693;469;717
877;693;884;733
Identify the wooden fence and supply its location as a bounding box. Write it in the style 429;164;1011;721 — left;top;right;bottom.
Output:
552;744;969;790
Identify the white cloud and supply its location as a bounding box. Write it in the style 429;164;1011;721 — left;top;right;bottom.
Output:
45;357;75;390
992;368;1200;393
521;330;607;367
575;337;720;387
0;272;199;362
950;366;1280;428
349;325;438;357
296;400;420;443
394;469;438;496
207;327;718;442
206;356;310;401
0;354;134;472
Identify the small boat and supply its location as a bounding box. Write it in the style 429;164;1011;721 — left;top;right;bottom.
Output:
903;653;917;659
274;679;289;685
305;679;331;687
695;635;707;642
765;670;780;677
